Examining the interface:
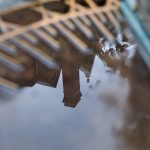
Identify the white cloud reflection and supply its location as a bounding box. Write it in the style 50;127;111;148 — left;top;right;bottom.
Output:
0;56;129;150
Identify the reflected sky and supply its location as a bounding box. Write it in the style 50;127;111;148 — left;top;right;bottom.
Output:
0;56;129;150
0;48;150;150
0;1;150;150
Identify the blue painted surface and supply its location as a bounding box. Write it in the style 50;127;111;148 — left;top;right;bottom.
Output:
0;0;33;10
121;0;150;69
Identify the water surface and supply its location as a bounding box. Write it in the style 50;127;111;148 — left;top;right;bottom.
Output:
0;1;150;150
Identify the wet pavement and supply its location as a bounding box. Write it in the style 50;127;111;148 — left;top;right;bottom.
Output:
0;41;150;150
0;1;150;150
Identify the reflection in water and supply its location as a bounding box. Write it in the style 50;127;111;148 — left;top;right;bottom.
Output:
116;53;150;150
0;35;131;108
0;37;150;150
0;1;150;150
62;58;81;107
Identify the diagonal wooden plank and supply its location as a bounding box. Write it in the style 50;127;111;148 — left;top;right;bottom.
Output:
106;11;121;29
43;25;58;37
0;43;17;55
31;28;61;52
20;32;39;45
0;77;19;89
61;19;76;31
10;37;59;69
0;52;25;72
79;15;92;26
89;14;114;41
54;22;92;54
72;17;94;39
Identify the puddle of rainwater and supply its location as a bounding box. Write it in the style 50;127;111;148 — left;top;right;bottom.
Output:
0;35;150;150
0;1;150;150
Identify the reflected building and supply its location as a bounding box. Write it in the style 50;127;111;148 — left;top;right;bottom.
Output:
0;38;131;108
62;55;82;107
80;54;95;83
112;52;150;150
37;69;61;88
62;66;81;107
0;62;36;87
0;49;95;107
0;35;137;108
37;62;61;88
0;0;134;108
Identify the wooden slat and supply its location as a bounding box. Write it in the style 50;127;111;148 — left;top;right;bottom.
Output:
0;77;19;89
54;22;92;54
61;19;76;31
79;15;92;26
43;25;58;37
97;12;107;23
89;14;114;41
31;28;61;52
106;11;121;29
0;43;17;55
0;52;25;72
72;17;94;39
10;37;59;69
20;32;39;45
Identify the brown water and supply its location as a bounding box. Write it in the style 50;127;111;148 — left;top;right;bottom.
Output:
0;40;150;150
0;1;150;150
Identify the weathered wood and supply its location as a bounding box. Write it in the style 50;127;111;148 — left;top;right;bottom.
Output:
0;0;121;88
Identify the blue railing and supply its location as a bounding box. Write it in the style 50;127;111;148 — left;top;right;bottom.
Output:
121;0;150;69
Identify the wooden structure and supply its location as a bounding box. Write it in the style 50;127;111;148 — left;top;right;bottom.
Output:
0;0;121;91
